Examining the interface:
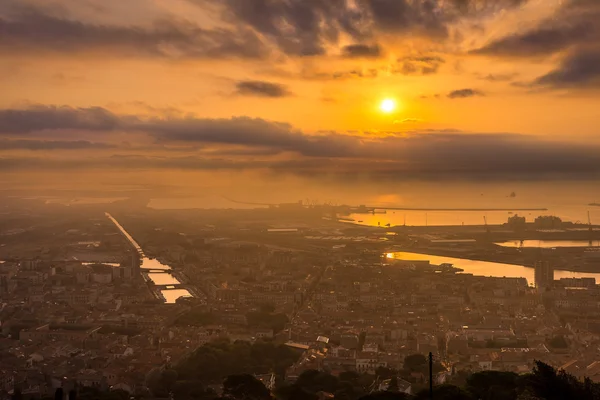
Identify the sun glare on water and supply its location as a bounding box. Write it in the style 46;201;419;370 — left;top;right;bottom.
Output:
380;98;397;113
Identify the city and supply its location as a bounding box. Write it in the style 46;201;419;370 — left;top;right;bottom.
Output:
2;197;600;399
3;0;600;398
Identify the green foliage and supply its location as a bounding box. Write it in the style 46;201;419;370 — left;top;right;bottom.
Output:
274;384;318;400
176;339;300;382
387;377;400;393
259;302;276;313
274;370;367;399
375;367;397;380
465;370;519;400
548;336;568;349
358;392;410;400
246;311;289;333
339;371;361;385
223;374;272;400
172;380;211;400
415;384;473;400
523;360;600;400
161;368;180;392
335;381;365;400
403;354;427;372
295;370;340;394
76;388;130;400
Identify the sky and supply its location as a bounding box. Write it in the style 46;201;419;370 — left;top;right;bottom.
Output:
1;0;600;201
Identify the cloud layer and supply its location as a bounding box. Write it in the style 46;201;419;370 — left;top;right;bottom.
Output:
0;5;267;59
473;0;600;88
1;105;599;181
235;81;293;97
1;0;530;61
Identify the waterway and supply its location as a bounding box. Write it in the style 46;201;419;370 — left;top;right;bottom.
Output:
147;272;181;286
105;213;192;303
387;251;600;286
349;206;600;227
496;240;600;248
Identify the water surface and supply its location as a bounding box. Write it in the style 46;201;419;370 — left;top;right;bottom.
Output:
161;289;193;303
388;251;600;285
496;240;600;248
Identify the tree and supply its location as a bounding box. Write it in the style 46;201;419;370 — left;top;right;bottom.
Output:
339;371;360;385
359;392;410;400
334;381;364;400
465;370;519;400
275;384;318;400
415;384;474;400
403;354;427;372
387;377;399;393
12;388;23;400
549;336;568;349
173;380;210;400
246;312;289;334
375;367;396;380
176;340;301;382
161;369;179;394
295;370;340;394
523;361;600;400
223;374;271;400
259;302;276;313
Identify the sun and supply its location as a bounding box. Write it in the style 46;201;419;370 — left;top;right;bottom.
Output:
380;98;397;113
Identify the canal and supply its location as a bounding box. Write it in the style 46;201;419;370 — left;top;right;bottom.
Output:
105;212;192;303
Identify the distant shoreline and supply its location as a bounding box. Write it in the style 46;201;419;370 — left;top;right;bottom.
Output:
371;207;549;212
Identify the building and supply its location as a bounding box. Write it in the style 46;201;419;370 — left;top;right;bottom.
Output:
20;325;101;344
534;261;553;290
559;277;596;288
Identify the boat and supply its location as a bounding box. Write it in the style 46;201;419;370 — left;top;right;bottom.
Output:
590;203;600;207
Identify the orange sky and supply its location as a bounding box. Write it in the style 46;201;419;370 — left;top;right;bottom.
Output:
1;0;600;188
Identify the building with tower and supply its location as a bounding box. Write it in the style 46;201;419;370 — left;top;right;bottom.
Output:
534;261;554;290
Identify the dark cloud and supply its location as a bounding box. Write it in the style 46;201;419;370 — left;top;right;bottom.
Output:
0;5;268;59
235;80;292;98
397;55;445;75
0;105;120;133
532;47;600;88
203;0;529;58
361;0;528;38
0;0;532;61
304;68;380;81
479;73;518;82
341;43;382;58
0;139;114;150
2;131;600;182
362;0;448;37
470;1;600;90
2;104;600;181
471;0;600;58
217;0;368;57
447;88;484;98
472;26;594;58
